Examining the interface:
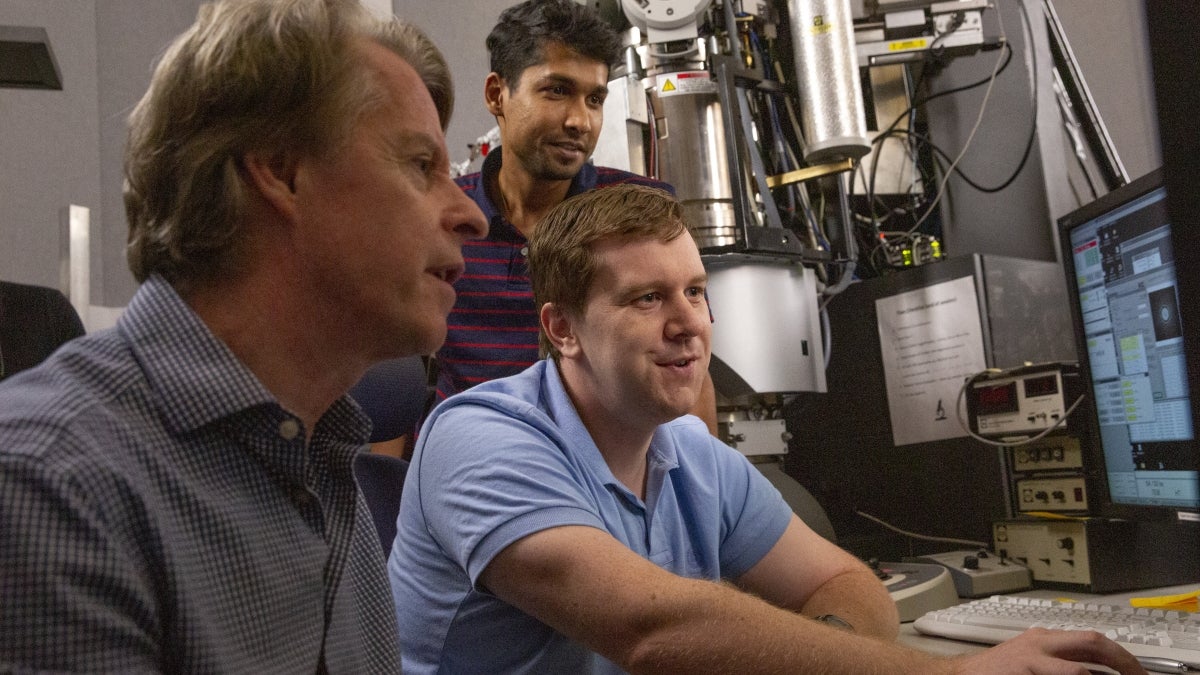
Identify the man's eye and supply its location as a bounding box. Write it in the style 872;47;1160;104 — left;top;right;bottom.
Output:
588;94;605;106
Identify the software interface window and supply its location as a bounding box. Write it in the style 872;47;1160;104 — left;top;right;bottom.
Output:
1069;186;1197;509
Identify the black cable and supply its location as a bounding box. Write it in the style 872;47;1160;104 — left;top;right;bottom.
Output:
928;11;968;61
874;41;1014;157
881;122;1037;194
899;2;1037;196
855;19;1020;271
863;43;1014;231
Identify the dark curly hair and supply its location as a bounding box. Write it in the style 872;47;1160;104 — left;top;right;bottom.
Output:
486;0;622;89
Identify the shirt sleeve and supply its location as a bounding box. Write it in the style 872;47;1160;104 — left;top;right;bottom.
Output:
0;450;160;673
713;440;794;579
411;402;608;587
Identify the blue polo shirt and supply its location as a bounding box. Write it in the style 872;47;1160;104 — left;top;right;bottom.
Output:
438;149;673;401
389;359;792;673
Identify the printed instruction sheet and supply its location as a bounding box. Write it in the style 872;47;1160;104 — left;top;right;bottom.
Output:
876;275;987;446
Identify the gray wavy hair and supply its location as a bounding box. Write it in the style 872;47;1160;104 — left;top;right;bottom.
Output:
124;0;453;289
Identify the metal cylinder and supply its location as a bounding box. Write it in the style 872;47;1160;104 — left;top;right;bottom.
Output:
645;52;740;249
788;0;870;163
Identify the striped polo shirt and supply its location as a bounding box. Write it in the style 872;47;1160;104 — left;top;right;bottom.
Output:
438;148;672;401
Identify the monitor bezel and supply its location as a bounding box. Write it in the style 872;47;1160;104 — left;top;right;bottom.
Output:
1056;166;1200;522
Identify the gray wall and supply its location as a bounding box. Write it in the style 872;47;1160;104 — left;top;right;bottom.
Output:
95;1;205;306
0;1;101;297
0;0;1167;309
1055;0;1159;178
0;0;201;307
393;0;512;169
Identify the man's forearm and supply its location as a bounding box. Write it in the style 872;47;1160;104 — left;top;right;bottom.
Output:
797;567;900;641
618;575;939;675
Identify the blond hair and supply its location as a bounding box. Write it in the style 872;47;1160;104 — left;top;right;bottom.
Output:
124;0;453;289
528;185;690;360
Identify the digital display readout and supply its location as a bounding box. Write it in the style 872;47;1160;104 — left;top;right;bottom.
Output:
1022;374;1059;399
975;381;1018;416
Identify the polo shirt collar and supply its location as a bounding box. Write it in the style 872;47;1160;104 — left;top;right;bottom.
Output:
477;147;601;222
539;359;679;506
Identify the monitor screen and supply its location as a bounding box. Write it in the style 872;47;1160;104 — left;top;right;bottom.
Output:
1058;168;1200;520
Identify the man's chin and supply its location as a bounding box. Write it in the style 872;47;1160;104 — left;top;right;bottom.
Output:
398;324;446;359
535;159;588;182
662;394;700;422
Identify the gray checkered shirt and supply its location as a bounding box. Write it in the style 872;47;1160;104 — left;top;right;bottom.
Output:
0;275;400;673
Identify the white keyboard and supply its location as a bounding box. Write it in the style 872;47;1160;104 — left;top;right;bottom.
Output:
914;595;1200;670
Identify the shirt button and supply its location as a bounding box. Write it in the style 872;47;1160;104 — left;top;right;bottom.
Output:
279;419;301;440
520;246;529;256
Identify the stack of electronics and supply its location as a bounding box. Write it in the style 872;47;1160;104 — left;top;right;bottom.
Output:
916;168;1200;673
987;168;1200;594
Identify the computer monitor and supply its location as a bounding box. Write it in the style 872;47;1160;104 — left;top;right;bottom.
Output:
1057;167;1200;523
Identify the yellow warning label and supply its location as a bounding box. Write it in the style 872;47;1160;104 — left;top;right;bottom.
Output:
889;38;928;51
657;71;716;97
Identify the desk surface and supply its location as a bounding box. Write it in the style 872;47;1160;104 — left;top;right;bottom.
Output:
897;583;1200;658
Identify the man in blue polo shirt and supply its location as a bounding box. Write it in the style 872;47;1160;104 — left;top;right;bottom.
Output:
434;0;718;431
389;185;1145;674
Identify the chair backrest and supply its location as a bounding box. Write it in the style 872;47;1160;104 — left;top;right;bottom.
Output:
348;355;430;443
0;280;85;382
353;452;410;553
755;459;838;544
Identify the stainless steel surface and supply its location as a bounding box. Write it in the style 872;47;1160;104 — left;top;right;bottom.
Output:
854;64;923;196
705;257;827;396
648;61;740;248
594;70;648;174
788;0;870;162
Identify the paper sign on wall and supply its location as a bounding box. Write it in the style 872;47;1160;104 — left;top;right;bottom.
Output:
875;275;987;446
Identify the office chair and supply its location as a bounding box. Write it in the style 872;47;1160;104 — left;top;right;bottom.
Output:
349;355;429;552
755;459;838;543
0;280;85;382
348;355;430;443
353;452;409;554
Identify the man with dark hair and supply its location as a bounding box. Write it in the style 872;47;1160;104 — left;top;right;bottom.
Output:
431;0;718;432
390;185;1145;674
0;0;486;671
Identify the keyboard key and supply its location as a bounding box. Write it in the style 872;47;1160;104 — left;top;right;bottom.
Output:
913;595;1200;668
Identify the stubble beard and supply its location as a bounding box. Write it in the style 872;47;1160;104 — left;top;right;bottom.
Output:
522;142;588;182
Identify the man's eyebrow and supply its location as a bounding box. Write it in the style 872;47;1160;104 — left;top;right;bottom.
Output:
535;73;609;96
616;272;708;297
393;130;443;159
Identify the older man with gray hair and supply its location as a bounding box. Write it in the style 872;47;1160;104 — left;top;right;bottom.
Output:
0;0;485;671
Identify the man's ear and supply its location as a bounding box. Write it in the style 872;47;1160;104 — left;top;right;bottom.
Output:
484;72;507;117
540;302;580;358
241;150;301;221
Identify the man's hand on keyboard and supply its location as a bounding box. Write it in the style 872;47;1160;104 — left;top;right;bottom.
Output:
950;627;1149;675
